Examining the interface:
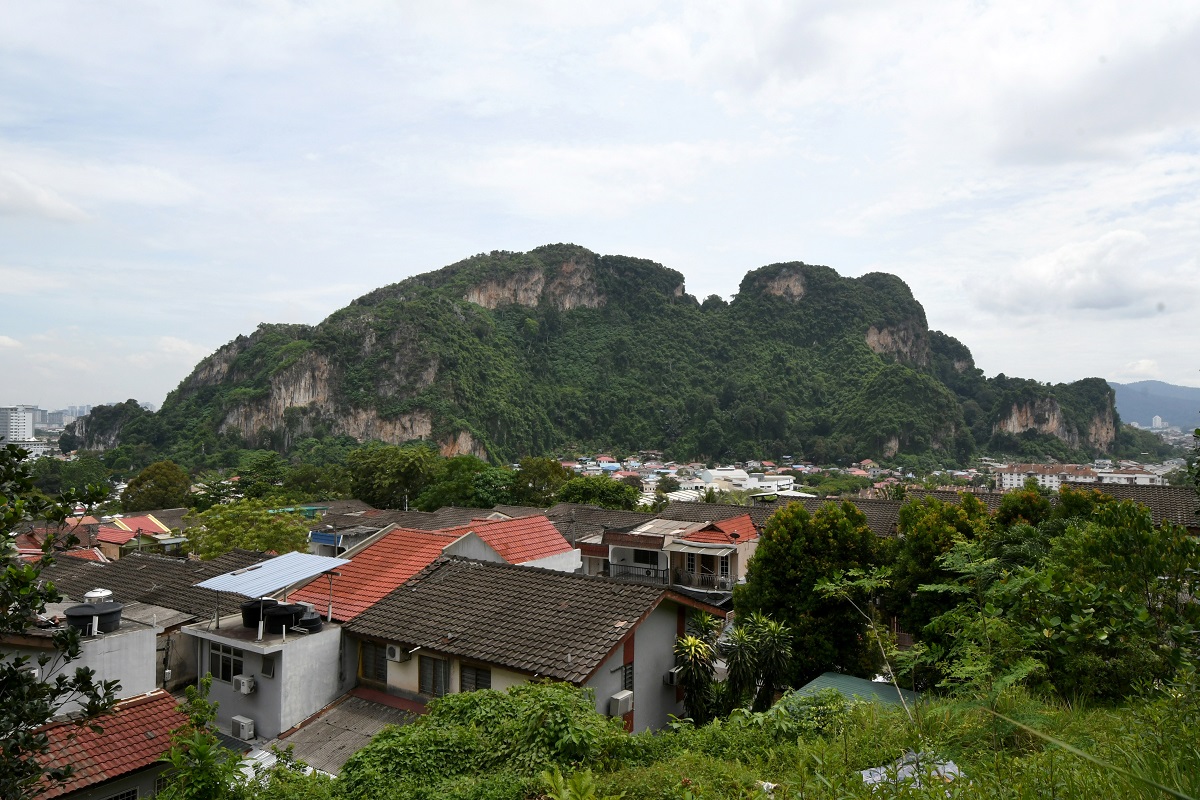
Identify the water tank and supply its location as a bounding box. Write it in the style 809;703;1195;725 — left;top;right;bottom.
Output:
295;610;324;633
64;602;124;635
240;598;280;628
83;588;114;603
262;604;305;634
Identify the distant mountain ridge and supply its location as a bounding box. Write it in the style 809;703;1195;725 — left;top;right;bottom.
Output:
1109;380;1200;430
67;244;1124;466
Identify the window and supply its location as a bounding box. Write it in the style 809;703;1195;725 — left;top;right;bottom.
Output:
260;655;276;679
360;641;387;684
719;555;730;578
621;663;634;691
460;664;492;692
685;552;696;573
419;655;449;697
155;774;170;795
102;789;138;800
208;643;243;682
632;549;657;566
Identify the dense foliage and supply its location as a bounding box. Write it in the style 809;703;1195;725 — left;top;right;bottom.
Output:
61;246;1126;468
184;499;311;560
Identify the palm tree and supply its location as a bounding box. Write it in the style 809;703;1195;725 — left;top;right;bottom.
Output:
673;634;716;723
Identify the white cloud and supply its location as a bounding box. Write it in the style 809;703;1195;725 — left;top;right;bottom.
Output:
0;266;66;295
0;169;87;221
0;335;22;349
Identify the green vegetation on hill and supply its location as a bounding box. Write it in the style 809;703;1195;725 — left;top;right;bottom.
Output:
63;245;1123;468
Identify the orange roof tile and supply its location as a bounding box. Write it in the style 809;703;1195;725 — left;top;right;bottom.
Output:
97;526;137;545
112;514;171;534
435;515;573;564
40;689;186;799
60;548;108;563
683;513;758;544
289;528;452;621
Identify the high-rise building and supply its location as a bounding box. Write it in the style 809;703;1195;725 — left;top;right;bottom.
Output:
1152;415;1165;429
0;406;35;442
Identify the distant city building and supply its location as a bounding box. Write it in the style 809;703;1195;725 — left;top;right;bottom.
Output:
1152;415;1165;429
0;406;35;443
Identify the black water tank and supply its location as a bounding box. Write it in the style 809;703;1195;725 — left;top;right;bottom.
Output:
296;611;324;633
262;603;305;634
240;598;279;628
64;602;124;635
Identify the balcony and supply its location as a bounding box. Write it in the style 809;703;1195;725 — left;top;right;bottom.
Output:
672;570;732;591
609;562;670;585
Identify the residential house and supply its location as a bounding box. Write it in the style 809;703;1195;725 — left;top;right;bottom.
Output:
291;515;581;622
95;514;186;560
343;558;726;732
37;689;187;800
38;549;271;691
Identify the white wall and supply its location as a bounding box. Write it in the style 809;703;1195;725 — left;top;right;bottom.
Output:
523;549;582;572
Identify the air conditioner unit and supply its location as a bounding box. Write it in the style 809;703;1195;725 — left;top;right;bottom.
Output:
232;674;256;695
663;666;684;686
609;689;634;717
231;715;255;740
385;644;408;662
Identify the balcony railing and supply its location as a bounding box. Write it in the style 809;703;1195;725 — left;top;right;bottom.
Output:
610;563;670;585
672;570;732;591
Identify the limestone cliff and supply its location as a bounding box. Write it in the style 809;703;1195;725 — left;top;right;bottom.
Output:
993;395;1116;453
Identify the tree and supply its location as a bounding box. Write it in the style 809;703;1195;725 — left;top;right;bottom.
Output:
1;442;119;800
185;499;310;560
509;457;573;506
733;501;879;685
556;475;639;510
656;476;681;494
414;455;493;511
157;677;246;800
884;495;989;637
347;442;440;509
122;460;191;512
235;450;289;500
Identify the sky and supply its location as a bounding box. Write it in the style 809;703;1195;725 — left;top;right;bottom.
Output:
3;1;1199;410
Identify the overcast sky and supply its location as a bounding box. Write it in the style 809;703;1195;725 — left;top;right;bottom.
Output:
3;1;1199;410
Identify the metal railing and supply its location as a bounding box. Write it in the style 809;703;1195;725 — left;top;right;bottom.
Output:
672;570;732;591
610;563;670;585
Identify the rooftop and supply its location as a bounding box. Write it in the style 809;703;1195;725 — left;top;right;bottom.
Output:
39;689;186;799
344;558;723;683
435;515;574;564
273;689;418;775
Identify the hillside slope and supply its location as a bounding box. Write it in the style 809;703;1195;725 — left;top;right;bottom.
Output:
1110;380;1200;430
68;245;1119;466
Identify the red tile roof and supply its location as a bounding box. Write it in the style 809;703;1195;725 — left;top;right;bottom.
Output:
60;548;108;562
40;689;186;799
289;528;452;621
113;514;171;534
683;513;758;544
97;526;137;545
435;515;574;564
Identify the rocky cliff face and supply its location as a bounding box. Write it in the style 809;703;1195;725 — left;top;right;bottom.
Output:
761;268;806;301
464;257;605;312
865;322;930;368
994;397;1116;452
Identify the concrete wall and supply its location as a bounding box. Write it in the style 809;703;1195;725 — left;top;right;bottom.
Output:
199;625;349;741
441;532;504;563
609;545;665;570
523;548;582;573
378;644;530;696
67;624;156;712
631;601;685;731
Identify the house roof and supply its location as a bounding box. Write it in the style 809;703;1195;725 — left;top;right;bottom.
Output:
289;529;455;621
344;558;723;683
194;552;350;597
39;689;186;799
111;514;172;534
435;516;573;564
59;547;108;563
97;525;137;545
38;549;270;618
543;503;656;531
1064;482;1200;528
794;672;920;709
659;498;903;538
273;690;417;775
683;513;758;544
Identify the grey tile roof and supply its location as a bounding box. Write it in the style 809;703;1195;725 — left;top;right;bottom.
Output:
275;694;416;775
38;549;271;618
795;672;920;708
1063;483;1200;528
543;503;657;532
659;498;902;538
344;558;705;683
905;489;1006;513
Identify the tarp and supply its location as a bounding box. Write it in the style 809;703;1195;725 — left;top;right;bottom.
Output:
662;541;736;556
194;552;350;597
